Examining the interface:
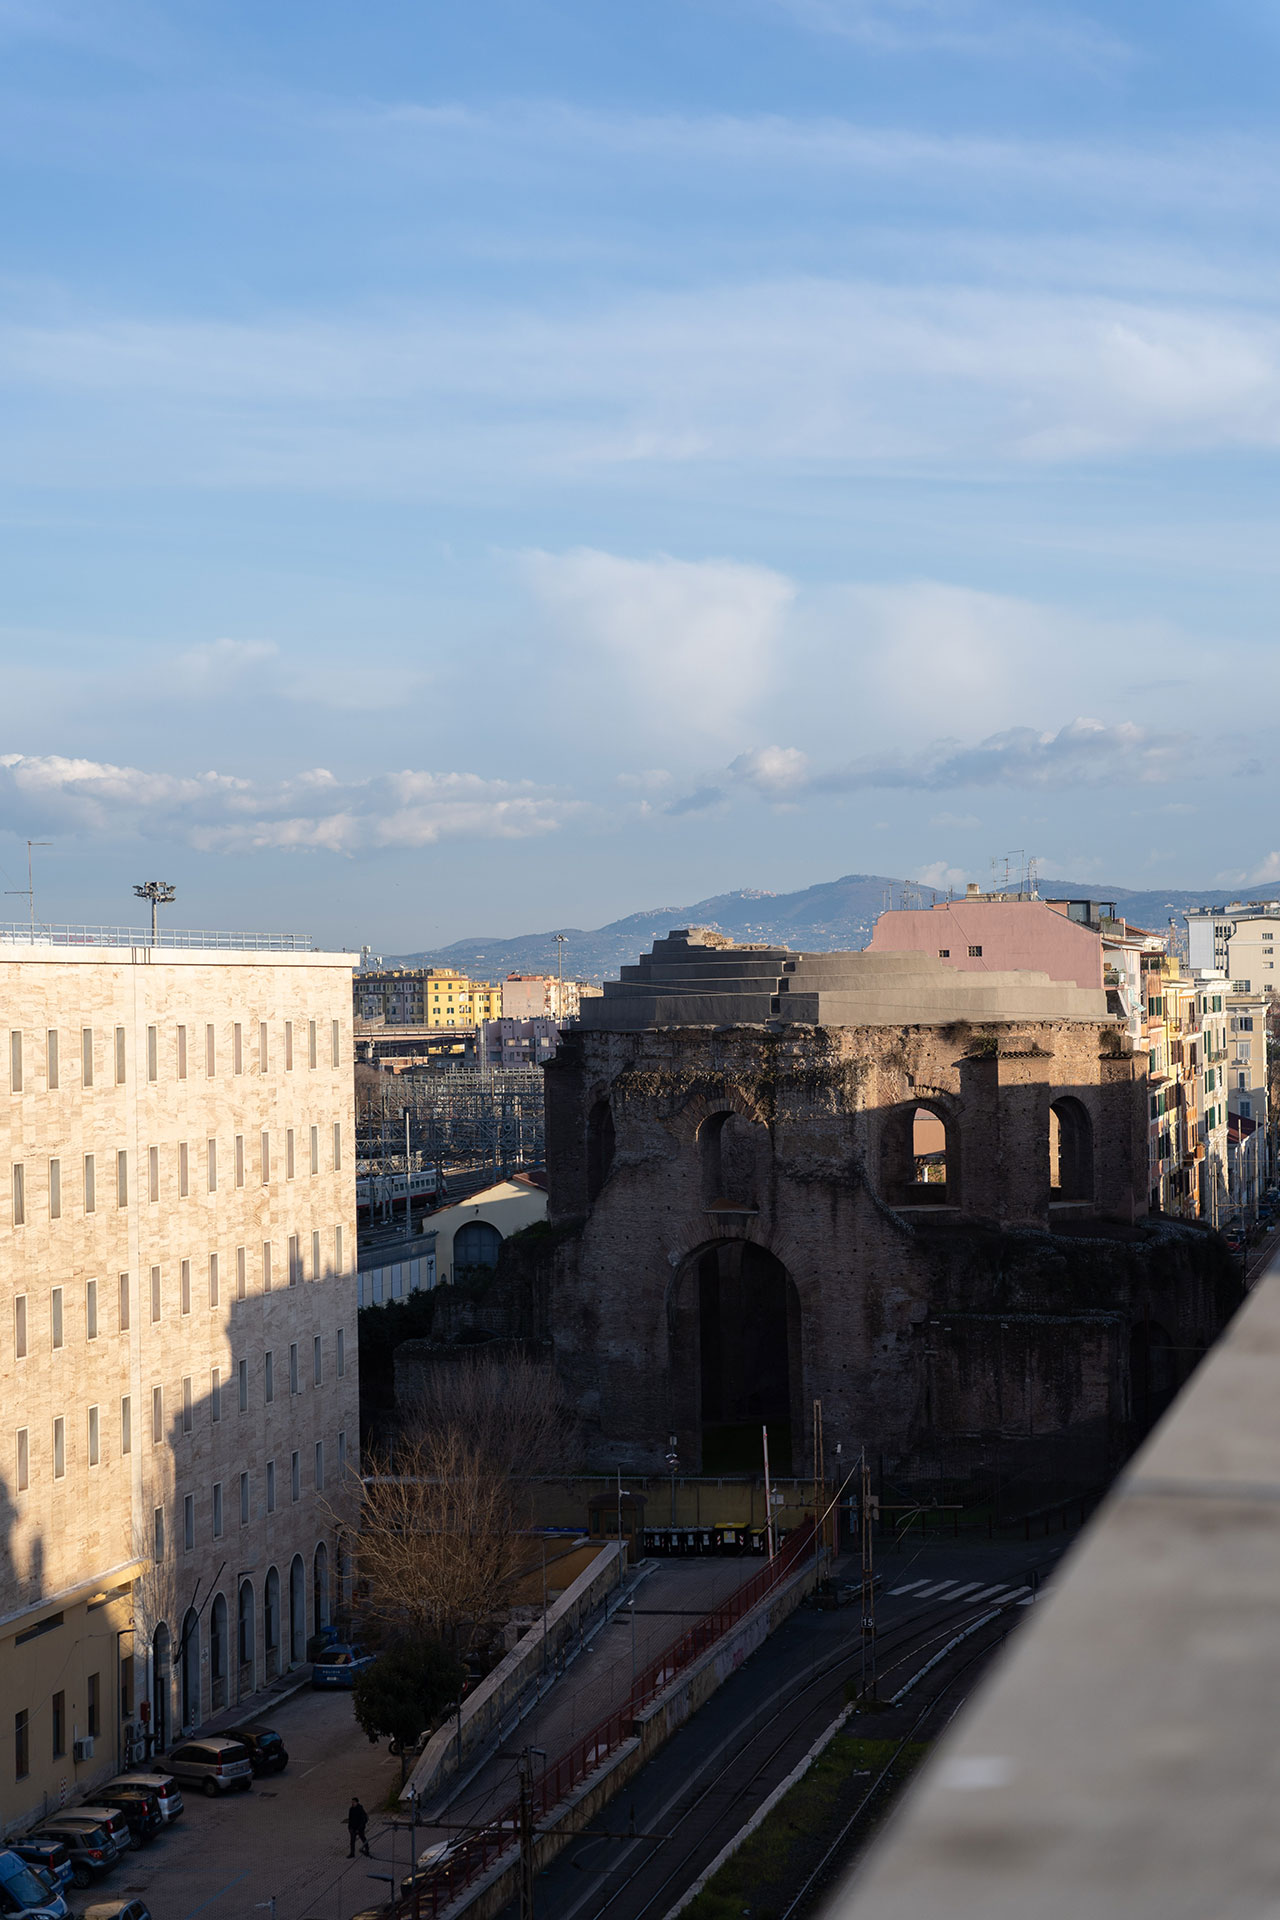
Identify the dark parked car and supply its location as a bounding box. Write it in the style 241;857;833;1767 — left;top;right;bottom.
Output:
25;1822;120;1890
88;1793;163;1849
235;1727;288;1775
166;1737;253;1796
311;1644;375;1689
101;1774;183;1824
9;1845;72;1899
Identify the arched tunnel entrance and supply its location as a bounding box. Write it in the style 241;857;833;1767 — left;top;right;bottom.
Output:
697;1242;798;1474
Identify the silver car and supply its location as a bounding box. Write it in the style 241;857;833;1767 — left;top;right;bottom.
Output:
165;1738;253;1796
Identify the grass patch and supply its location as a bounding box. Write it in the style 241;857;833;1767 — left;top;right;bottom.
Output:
681;1734;929;1920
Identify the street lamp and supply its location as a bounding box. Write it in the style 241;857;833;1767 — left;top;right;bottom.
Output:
133;881;176;946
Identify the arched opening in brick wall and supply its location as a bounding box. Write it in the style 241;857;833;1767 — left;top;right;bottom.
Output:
1050;1097;1095;1203
586;1098;616;1202
699;1109;768;1209
881;1101;956;1206
1130;1319;1179;1437
698;1242;798;1474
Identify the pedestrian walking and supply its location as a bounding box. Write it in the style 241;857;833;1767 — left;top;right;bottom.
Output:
346;1796;371;1858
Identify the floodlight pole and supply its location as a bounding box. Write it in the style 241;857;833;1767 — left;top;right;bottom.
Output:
133;881;177;946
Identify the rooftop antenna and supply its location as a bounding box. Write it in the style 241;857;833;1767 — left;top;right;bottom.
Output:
5;840;51;935
133;881;176;946
1027;855;1039;898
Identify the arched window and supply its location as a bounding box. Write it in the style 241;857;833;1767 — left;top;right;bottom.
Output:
151;1623;171;1753
699;1110;766;1210
453;1220;503;1272
264;1566;280;1680
179;1608;200;1731
237;1581;255;1697
289;1554;306;1665
881;1103;956;1206
586;1099;616;1202
1050;1097;1094;1203
313;1543;330;1631
210;1593;227;1711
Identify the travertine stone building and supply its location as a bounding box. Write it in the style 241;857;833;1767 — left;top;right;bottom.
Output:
1;939;358;1833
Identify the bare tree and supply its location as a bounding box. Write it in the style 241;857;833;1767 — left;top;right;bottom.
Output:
402;1352;580;1483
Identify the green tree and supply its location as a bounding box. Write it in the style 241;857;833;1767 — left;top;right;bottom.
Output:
352;1639;466;1769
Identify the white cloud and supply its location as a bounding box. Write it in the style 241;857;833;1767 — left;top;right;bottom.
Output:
729;745;811;794
175;637;278;690
914;861;971;890
769;0;1126;67
0;753;573;853
521;548;794;743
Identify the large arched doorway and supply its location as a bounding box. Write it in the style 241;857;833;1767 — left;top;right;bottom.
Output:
312;1543;330;1634
881;1102;955;1206
264;1567;280;1680
151;1623;171;1755
289;1555;306;1665
453;1220;502;1275
698;1110;767;1209
696;1242;798;1474
237;1581;255;1700
179;1608;200;1731
209;1594;227;1712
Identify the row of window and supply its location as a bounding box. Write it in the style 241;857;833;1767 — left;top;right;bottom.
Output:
14;1676;103;1779
9;1126;344;1227
151;1437;347;1557
12;1232;346;1357
8;1018;342;1094
13;1344;346;1488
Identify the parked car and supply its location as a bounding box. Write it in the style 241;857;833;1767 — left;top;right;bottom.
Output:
311;1644;376;1689
0;1848;69;1920
24;1821;121;1891
9;1844;72;1899
88;1792;163;1849
65;1812;132;1861
80;1900;152;1920
235;1726;288;1775
165;1737;253;1796
102;1773;183;1823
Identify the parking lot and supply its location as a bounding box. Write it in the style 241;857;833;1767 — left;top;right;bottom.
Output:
81;1690;405;1920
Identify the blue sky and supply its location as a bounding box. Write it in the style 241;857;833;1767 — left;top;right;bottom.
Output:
2;0;1280;951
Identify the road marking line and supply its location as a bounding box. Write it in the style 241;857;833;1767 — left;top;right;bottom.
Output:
888;1579;930;1594
966;1585;1011;1603
909;1581;958;1598
940;1582;984;1600
182;1868;250;1920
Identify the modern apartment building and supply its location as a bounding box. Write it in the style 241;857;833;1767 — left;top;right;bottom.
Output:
500;974;581;1022
1186;901;1280;982
354;968;502;1029
1;935;358;1834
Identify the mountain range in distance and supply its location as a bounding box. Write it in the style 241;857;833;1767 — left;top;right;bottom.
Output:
386;871;1276;983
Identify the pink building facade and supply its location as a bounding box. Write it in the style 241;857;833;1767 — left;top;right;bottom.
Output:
867;890;1106;992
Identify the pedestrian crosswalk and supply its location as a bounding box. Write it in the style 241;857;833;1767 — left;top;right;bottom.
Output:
887;1575;1034;1606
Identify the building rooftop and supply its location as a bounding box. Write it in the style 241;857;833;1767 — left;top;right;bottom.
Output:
0;920;321;952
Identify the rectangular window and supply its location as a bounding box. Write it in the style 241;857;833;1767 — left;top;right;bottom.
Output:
14;1295;25;1359
286;1129;295;1180
15;1710;29;1781
291;1450;300;1502
262;1240;272;1291
314;1441;324;1490
289;1342;299;1394
16;1427;28;1492
148;1145;159;1202
177;1024;187;1079
288;1233;299;1286
117;1149;128;1208
11;1163;23;1227
968;945;983;958
179;1141;189;1197
81;1027;94;1087
238;1357;247;1411
50;1288;63;1350
205;1024;216;1077
208;1252;219;1308
284;1019;293;1071
52;1691;65;1758
153;1506;164;1559
236;1245;246;1300
233;1023;243;1075
310;1125;319;1176
152;1386;163;1443
336;1328;345;1378
335;1224;343;1274
259;1021;268;1072
119;1272;130;1330
183;1493;194;1551
46;1030;58;1090
114;1026;126;1085
210;1367;221;1422
235;1134;245;1187
120;1395;131;1456
9;1029;21;1093
333;1122;342;1171
337;1429;346;1473
87;1673;99;1740
313;1335;322;1385
150;1266;161;1323
207;1138;217;1192
332;1018;341;1067
212;1481;223;1538
261;1131;270;1184
181;1259;191;1316
266;1460;276;1513
264;1351;274;1403
146;1025;157;1082
85;1278;98;1340
48;1157;60;1220
308;1019;318;1069
52;1416;65;1479
87;1404;100;1466
84;1153;95;1214
312;1229;321;1280
182;1376;193;1434
240;1471;250;1525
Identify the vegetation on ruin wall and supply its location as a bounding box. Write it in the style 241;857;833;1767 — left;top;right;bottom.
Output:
923;1218;1242;1319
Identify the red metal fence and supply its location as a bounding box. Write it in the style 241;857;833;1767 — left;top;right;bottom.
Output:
404;1521;815;1918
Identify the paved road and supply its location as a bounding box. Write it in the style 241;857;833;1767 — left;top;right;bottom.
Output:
97;1688;405;1920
